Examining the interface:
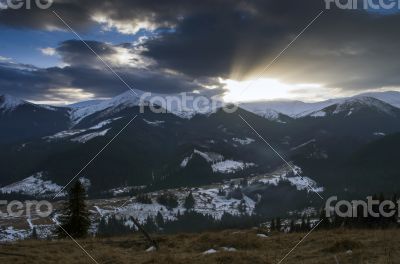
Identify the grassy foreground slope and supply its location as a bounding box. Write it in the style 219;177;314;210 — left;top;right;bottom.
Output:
1;229;400;264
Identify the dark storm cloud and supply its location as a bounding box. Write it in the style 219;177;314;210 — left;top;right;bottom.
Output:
1;0;400;99
56;40;117;67
0;61;207;102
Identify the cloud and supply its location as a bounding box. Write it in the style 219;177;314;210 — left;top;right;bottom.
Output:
55;40;153;69
0;56;11;62
0;47;215;104
1;0;400;101
40;47;57;56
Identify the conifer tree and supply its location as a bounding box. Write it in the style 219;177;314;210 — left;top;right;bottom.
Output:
238;199;247;215
289;219;295;233
270;219;276;231
184;191;195;210
300;215;306;231
391;194;398;225
57;181;90;238
276;217;282;232
156;211;165;228
31;227;38;239
319;208;330;229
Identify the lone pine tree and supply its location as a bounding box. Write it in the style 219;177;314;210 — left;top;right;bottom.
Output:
57;181;90;239
184;191;195;210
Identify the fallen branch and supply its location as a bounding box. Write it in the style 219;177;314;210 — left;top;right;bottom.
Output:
131;217;159;250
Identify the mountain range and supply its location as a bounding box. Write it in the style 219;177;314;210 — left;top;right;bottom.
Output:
1;90;400;199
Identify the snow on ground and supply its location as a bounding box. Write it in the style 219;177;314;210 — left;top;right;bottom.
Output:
107;185;146;196
247;165;324;193
45;118;120;142
101;186;256;224
95;166;323;224
0;165;323;242
0;94;26;112
44;129;86;141
0;172;65;197
88;117;122;129
194;149;224;163
286;176;324;192
69;91;141;124
0;227;29;242
212;160;255;173
373;132;386;136
309;110;326;117
180;154;193;168
191;149;255;174
203;249;217;255
71;128;111;143
143;118;165;127
232;137;255;145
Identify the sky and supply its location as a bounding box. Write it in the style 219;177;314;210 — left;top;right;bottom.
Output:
0;0;400;104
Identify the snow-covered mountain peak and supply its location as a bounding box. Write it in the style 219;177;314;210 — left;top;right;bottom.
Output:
70;90;142;124
333;96;396;115
0;94;26;112
239;103;280;120
308;96;398;117
69;90;227;124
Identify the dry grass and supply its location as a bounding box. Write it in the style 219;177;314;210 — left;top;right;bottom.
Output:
1;228;400;264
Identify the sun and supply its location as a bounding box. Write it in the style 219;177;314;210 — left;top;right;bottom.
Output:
221;78;324;102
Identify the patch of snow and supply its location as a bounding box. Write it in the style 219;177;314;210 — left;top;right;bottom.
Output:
0;172;65;197
256;234;268;238
45;118;120;141
180;154;193;168
286;176;324;192
146;246;157;252
203;249;217;255
232;137;255;145
194;149;224;163
143;118;165;127
108;185;146;196
373;132;386;136
247;165;323;193
221;247;237;252
71;128;111;143
309;111;326;117
0;94;26;112
0;227;29;242
212;160;255;174
89;118;121;129
44;129;87;141
79;177;91;190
